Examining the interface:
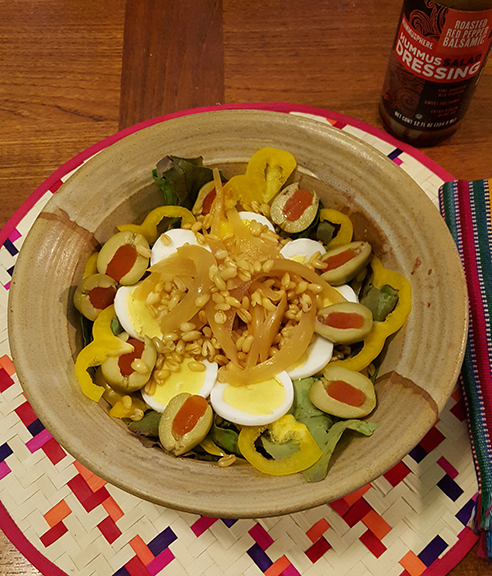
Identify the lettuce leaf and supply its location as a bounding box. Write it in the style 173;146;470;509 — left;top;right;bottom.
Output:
153;155;217;209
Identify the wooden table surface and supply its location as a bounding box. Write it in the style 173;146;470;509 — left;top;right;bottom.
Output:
0;1;491;574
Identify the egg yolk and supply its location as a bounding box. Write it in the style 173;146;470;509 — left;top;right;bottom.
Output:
127;287;162;339
151;362;207;406
223;377;286;415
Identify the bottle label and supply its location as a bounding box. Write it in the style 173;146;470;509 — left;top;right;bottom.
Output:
381;0;492;131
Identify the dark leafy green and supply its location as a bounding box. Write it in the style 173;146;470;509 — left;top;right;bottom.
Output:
209;418;242;457
153;155;221;210
111;315;124;336
290;378;379;482
316;219;337;245
360;283;399;322
303;419;380;483
127;410;161;437
80;315;93;347
261;433;299;460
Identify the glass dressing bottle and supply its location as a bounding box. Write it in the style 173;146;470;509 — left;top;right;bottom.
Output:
379;0;492;145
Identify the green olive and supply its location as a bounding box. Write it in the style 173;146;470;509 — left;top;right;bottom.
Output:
314;301;373;344
310;365;376;418
73;273;117;321
101;334;156;392
159;393;213;456
97;231;150;285
319;241;372;285
270;183;319;233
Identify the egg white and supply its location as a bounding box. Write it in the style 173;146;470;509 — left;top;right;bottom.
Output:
141;360;218;413
280;238;326;263
114;284;163;341
210;371;293;426
238;211;275;232
286;335;334;380
150;228;200;266
335;284;358;303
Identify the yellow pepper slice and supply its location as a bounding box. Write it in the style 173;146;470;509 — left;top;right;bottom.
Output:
83;252;99;278
224;147;297;206
74;305;133;402
331;256;412;371
117;205;196;245
200;438;227;457
109;395;147;420
319;208;354;249
238;414;322;475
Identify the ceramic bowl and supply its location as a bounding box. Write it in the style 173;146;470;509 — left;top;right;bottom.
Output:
8;110;468;518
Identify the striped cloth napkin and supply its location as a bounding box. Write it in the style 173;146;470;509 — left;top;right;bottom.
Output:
439;179;492;560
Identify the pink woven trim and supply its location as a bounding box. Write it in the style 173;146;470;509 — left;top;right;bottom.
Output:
0;500;69;576
422;528;480;576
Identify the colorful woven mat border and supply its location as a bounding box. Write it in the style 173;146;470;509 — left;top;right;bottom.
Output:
0;104;479;576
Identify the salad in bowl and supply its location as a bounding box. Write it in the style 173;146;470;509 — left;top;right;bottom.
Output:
73;147;411;482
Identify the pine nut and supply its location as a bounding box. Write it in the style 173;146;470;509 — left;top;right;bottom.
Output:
194;294;211;308
295;281;309;295
160;233;172;246
181;330;202;342
145;292;161;306
213;275;227;291
220;266;238;280
131;359;150;374
136;243;152;258
214;311;227;325
144;381;156;396
188;361;206;372
226;296;241;308
155;369;171;382
242;334;254;353
237;308;252;323
215;249;228;260
122;395;132;410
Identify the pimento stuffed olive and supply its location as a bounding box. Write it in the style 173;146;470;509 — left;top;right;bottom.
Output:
319;241;372;285
159;393;213;456
310;365;376;419
101;334;157;393
314;301;373;344
97;230;150;285
270;183;319;234
73;273;118;321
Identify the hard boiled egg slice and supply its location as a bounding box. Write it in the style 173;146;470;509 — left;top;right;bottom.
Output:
114;284;163;341
286;335;334;380
210;371;293;426
280;238;326;263
142;360;218;413
335;284;358;303
150;228;200;266
238;211;275;232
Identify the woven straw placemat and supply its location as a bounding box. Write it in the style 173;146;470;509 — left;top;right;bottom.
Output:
0;104;479;576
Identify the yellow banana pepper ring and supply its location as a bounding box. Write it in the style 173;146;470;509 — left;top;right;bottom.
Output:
83;252;99;278
117;205;196;245
74;305;134;402
224;147;297;206
331;256;412;372
319;208;354;249
238;414;322;476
